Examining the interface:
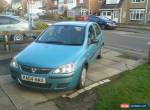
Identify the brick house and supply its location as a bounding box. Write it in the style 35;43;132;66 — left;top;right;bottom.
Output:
99;0;150;24
42;0;58;14
127;0;150;24
58;0;77;15
99;0;127;23
69;0;102;16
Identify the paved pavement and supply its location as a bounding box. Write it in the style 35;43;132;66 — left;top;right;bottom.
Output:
0;48;145;110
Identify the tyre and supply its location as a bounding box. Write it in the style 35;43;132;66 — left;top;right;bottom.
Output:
13;34;24;41
97;46;103;59
77;66;87;89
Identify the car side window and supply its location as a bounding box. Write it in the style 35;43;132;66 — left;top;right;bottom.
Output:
93;24;101;36
88;26;96;44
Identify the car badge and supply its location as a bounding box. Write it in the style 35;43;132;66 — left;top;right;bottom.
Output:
31;68;37;73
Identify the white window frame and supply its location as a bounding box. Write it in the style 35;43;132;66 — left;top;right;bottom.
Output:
148;12;150;21
131;0;145;3
130;9;145;21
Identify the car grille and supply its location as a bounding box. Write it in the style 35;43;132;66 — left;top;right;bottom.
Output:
20;65;52;74
21;80;52;89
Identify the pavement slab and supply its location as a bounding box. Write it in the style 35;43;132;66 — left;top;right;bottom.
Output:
103;50;123;58
0;88;16;110
87;71;108;82
21;101;59;110
0;75;63;110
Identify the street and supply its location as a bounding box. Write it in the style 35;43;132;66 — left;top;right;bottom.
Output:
103;29;150;55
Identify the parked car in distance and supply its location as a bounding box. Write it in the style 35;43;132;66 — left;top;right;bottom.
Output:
0;15;29;41
88;16;117;29
24;9;46;20
10;21;104;91
75;16;88;21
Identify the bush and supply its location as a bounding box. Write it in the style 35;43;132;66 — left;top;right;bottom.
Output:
34;21;48;30
39;12;74;21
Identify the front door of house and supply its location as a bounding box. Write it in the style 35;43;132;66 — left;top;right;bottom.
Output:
102;11;112;19
113;11;119;23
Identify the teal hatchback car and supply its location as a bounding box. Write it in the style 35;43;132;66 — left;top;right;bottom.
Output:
10;21;104;91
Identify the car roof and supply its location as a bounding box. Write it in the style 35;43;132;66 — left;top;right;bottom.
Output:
0;15;19;18
53;21;91;27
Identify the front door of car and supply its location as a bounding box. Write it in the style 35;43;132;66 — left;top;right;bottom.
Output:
86;25;98;63
93;23;103;47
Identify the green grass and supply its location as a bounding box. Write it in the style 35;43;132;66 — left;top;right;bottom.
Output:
95;63;150;110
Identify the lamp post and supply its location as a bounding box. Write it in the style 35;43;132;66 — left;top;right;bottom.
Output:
88;0;91;15
145;0;149;24
27;0;32;31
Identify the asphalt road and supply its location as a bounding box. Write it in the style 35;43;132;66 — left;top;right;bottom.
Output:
103;29;150;55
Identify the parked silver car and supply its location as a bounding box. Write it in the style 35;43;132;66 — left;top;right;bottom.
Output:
0;15;29;41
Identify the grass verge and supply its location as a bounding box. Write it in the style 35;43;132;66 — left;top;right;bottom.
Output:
95;63;150;110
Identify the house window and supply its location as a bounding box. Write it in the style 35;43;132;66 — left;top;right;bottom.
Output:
148;12;150;21
106;0;120;4
131;0;145;3
130;9;145;20
68;0;74;3
98;0;102;3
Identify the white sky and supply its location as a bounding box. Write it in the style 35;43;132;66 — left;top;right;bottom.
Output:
5;0;12;4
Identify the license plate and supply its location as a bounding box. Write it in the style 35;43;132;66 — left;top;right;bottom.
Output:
21;75;46;84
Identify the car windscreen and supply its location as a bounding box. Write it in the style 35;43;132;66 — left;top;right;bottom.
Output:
36;25;85;45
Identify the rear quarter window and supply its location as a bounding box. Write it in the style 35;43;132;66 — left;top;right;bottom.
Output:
93;24;101;36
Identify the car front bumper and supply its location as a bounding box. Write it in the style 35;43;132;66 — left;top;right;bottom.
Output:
10;66;80;91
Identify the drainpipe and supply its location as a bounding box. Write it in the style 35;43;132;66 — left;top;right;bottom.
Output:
120;8;122;23
88;0;91;15
145;0;149;24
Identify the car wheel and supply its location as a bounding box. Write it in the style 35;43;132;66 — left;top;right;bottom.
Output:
101;25;105;30
97;47;103;59
13;34;24;41
77;66;87;89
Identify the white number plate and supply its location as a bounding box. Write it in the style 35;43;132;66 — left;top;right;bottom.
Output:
21;75;46;84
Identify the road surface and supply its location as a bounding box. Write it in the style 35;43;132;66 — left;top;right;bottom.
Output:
103;29;150;56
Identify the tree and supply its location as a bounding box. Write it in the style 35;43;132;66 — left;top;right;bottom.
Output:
0;0;9;12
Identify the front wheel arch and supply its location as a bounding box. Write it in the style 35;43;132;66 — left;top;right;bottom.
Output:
76;62;88;89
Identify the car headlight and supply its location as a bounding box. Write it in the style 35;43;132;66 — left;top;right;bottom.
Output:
10;57;18;68
53;64;75;74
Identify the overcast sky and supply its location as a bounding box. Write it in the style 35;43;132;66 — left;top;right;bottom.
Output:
5;0;11;4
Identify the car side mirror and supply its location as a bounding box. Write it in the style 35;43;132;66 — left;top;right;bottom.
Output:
91;39;99;44
32;36;37;40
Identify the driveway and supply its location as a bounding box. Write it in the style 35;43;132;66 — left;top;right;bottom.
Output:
0;48;144;110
